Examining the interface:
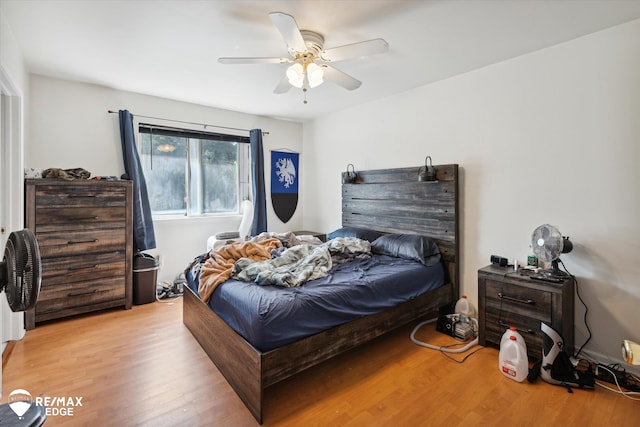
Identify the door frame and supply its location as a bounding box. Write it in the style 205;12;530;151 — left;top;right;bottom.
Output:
1;64;27;350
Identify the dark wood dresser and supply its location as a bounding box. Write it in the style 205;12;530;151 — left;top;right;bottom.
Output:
477;264;574;359
25;179;133;329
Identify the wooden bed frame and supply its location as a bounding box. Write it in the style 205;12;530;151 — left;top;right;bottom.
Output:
183;164;459;423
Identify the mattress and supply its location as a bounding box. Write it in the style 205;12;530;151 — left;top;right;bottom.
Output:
186;253;444;351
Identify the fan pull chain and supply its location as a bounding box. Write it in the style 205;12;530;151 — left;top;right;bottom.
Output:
303;87;308;104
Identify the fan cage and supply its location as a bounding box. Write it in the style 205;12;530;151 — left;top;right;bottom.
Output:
2;229;42;312
531;224;572;280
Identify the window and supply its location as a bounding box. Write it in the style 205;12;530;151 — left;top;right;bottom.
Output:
138;124;250;216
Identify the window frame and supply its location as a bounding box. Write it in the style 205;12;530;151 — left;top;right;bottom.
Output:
136;120;251;219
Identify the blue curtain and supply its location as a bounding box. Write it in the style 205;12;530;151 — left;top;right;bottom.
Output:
250;129;267;235
119;110;156;251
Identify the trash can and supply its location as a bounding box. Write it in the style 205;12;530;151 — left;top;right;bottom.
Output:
133;253;159;305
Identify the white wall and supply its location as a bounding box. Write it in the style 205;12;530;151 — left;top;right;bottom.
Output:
0;11;27;93
28;76;303;281
303;19;640;367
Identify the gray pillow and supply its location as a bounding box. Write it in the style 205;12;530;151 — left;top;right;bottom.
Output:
371;233;441;266
327;226;383;242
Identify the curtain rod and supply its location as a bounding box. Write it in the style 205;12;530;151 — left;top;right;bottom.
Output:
107;110;269;135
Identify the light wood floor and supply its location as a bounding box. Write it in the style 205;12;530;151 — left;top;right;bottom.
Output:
2;299;638;426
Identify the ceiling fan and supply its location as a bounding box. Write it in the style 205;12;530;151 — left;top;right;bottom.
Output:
218;12;389;102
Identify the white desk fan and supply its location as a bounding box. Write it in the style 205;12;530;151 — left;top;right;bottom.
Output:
531;224;573;281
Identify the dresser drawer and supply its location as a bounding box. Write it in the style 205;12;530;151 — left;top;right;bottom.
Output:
36;228;126;257
35;206;126;230
35;277;127;322
41;251;126;286
35;185;127;208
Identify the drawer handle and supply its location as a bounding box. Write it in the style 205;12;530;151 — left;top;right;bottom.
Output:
67;264;98;271
67;239;99;245
498;320;534;335
67;195;97;198
77;216;100;221
498;292;535;305
67;289;102;297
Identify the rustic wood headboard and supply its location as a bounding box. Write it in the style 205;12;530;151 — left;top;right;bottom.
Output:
341;164;459;301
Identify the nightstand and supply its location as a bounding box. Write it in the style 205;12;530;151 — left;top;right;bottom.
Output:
477;264;574;360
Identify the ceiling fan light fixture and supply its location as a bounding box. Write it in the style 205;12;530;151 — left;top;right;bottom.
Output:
219;12;389;98
307;63;324;88
286;63;304;88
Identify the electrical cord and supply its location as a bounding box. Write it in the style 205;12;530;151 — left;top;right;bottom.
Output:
558;259;592;358
556;260;640;397
593;364;640;401
439;343;485;363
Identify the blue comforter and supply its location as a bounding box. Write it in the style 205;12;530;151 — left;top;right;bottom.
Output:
187;252;444;351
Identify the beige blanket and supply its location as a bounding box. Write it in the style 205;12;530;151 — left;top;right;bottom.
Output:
198;238;282;303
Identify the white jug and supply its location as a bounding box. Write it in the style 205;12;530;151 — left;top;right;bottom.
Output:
499;335;528;382
500;326;527;355
454;295;476;318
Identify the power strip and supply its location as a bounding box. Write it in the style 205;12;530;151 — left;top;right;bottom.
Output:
594;364;640;392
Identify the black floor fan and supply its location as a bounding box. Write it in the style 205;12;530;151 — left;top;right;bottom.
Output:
0;229;46;426
1;229;41;312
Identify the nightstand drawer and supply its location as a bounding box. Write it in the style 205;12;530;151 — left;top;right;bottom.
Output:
484;310;545;357
484;279;552;321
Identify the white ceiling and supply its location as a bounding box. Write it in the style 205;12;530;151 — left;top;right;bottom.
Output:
3;0;640;122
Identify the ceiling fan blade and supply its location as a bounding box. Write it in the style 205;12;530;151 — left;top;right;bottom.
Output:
322;39;389;62
322;65;362;91
269;12;307;53
273;76;292;94
218;57;288;64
